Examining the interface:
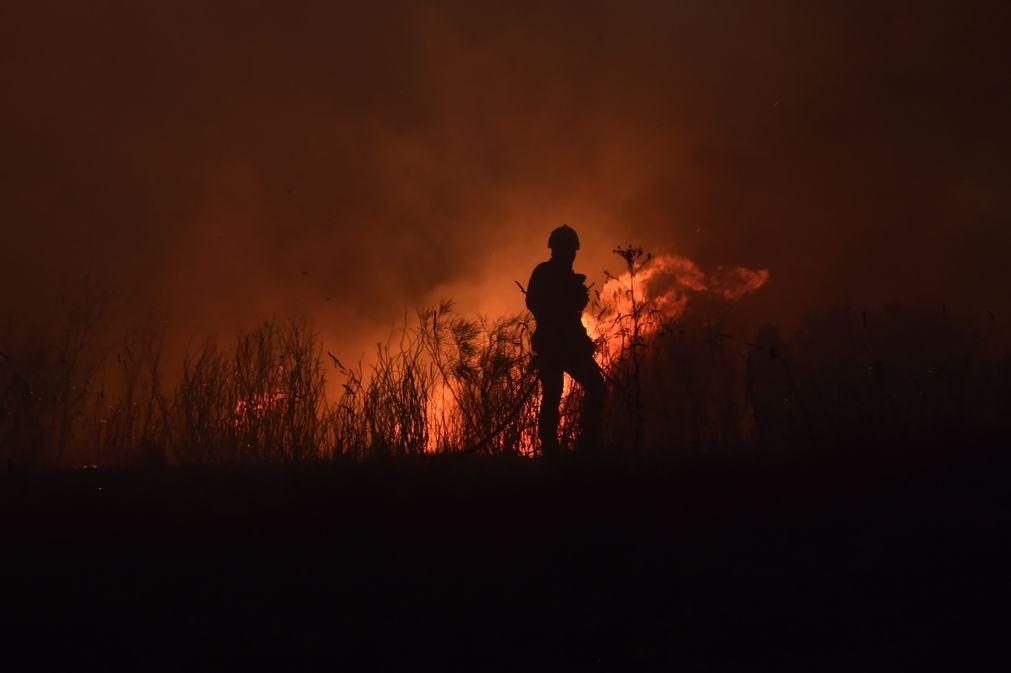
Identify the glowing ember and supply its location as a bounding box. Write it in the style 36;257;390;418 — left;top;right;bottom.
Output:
234;392;289;420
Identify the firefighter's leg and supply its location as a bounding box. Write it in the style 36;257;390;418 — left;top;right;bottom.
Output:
569;355;605;453
537;362;563;457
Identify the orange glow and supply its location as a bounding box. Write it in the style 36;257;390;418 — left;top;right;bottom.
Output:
583;252;770;355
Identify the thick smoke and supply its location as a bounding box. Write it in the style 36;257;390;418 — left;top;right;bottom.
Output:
3;1;1010;363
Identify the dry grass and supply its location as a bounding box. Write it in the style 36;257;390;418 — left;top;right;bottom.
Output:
2;257;1010;467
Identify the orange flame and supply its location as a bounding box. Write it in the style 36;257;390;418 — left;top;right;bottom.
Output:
583;252;769;348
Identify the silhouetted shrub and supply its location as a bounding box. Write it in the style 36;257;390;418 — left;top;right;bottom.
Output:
3;266;1009;467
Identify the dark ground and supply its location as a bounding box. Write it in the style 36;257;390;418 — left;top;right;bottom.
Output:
2;444;1009;671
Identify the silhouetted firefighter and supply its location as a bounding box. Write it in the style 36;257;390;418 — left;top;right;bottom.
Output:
526;225;605;456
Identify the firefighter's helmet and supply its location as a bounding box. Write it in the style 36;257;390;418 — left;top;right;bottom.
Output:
547;225;580;251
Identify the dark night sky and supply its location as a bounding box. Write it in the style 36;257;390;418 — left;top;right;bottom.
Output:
3;1;1010;358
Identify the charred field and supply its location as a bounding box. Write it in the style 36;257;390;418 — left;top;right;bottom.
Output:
4;441;1009;671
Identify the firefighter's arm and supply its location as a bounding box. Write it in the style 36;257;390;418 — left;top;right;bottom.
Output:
570;274;590;312
576;283;590;311
525;267;548;317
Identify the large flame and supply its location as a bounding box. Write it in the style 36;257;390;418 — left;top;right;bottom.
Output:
583;252;770;350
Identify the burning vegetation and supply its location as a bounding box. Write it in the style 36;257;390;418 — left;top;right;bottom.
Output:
585;248;770;360
1;245;1009;469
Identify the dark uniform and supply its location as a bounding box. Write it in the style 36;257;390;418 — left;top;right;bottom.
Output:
526;227;605;455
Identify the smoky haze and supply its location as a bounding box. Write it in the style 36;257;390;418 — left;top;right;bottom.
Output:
3;1;1010;360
